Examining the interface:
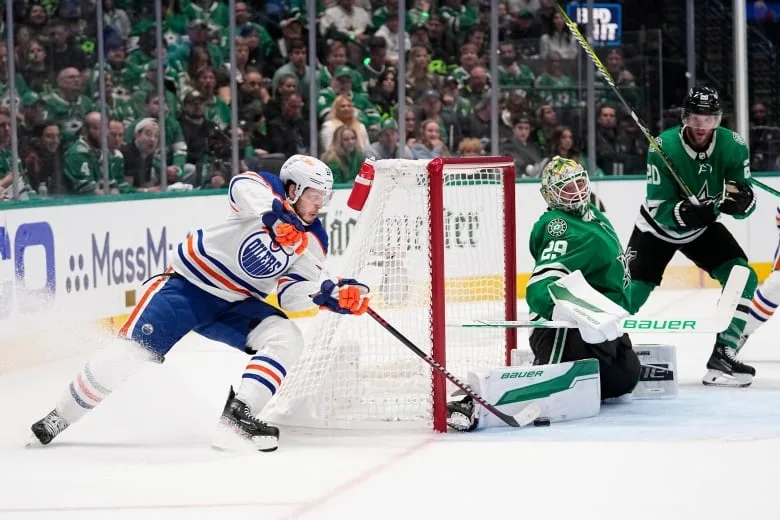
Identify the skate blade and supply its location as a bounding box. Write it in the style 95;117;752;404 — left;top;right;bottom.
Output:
211;423;278;453
702;369;753;388
25;434;45;448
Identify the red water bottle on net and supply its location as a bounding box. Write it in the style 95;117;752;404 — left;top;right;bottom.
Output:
347;157;376;211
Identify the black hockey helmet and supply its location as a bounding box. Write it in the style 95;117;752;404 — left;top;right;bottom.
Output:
682;86;722;129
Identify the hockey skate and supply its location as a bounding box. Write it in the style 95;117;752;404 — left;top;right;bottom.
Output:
213;387;279;452
28;409;70;446
446;395;478;432
702;343;755;388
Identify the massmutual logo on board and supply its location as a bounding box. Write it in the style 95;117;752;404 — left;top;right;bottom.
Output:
566;3;622;46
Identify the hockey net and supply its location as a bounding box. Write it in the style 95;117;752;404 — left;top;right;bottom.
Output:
263;157;517;432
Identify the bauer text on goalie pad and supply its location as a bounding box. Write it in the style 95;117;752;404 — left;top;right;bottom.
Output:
467;359;600;429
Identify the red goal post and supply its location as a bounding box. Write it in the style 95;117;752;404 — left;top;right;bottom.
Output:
263;156;518;432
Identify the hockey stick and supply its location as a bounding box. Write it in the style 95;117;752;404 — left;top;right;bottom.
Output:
300;249;541;428
556;4;700;206
750;177;780;198
464;264;749;333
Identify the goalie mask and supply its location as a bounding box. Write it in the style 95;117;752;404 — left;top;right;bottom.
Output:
280;154;334;206
682;86;722;130
540;156;591;216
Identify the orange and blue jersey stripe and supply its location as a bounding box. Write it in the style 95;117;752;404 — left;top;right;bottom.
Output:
177;230;267;300
69;362;110;410
749;288;778;323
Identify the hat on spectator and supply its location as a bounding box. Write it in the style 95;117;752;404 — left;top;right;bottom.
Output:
380;119;398;132
513;114;532;126
334;65;353;79
517;8;534;18
21;91;42;106
281;8;305;27
134;118;158;135
420;89;441;102
183;90;206;104
410;22;428;33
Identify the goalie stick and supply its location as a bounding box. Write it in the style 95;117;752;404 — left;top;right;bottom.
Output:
300;248;541;429
464;265;749;333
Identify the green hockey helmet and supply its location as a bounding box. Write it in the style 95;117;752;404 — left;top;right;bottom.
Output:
540;156;591;216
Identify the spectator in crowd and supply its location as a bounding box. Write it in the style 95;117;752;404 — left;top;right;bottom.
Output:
268;92;309;157
458;137;484;157
318;41;363;93
438;0;478;36
237;68;272;123
270;10;306;71
502;115;543;176
0;107;33;200
595;104;626;175
451;43;480;88
62;112;109;195
497;41;535;95
272;39;312;104
167;19;225;71
539;9;578;60
25;4;51;46
102;72;136;129
18;92;47;142
47;19;89;74
179;90;222;184
367;118;413;159
534;51;576;109
461;95;492;150
545;124;579;162
406;45;439;102
18;39;54;93
361;36;390;92
102;0;132;42
216;39;251;99
321;125;366;183
750;102;780;170
417;89;461;152
508;9;542;58
192;66;231;126
411;118;448;159
122;118;162;192
321;95;371;151
264;73;300;121
23;120;63;194
317;66;379;128
320;0;372;47
369;67;399;121
129;91;188;180
373;9;410;66
43;67;95;148
107;119;134;193
461;65;490;108
617;112;648;174
534;103;558;150
426;14;459;69
405;110;420;145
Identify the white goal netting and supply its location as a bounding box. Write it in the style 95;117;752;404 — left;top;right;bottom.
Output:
262;158;515;430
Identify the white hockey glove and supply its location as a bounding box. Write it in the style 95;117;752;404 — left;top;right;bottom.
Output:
552;304;621;344
548;271;629;344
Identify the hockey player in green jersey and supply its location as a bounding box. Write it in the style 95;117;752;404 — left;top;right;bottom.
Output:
526;157;640;399
627;86;758;387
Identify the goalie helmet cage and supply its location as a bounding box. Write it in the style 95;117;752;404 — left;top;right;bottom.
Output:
262;156;517;433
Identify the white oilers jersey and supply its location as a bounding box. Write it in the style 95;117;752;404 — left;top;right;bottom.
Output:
170;171;329;311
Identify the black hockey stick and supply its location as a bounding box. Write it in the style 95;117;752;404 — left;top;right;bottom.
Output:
301;249;540;429
556;4;700;205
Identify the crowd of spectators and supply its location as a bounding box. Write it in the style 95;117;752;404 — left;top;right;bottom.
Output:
0;0;724;202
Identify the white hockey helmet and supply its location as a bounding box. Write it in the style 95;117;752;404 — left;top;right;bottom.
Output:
539;156;591;216
279;154;334;205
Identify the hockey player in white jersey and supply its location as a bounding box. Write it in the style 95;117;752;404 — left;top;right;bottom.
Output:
742;206;780;336
29;155;370;452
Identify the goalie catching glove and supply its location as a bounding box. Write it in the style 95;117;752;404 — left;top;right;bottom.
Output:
262;198;309;255
718;181;755;216
312;279;370;315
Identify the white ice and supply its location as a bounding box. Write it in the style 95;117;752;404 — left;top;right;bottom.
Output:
2;289;780;520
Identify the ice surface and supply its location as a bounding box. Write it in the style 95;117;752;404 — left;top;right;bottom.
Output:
2;288;780;519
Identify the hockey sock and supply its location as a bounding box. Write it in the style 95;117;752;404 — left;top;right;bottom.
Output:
236;354;288;414
746;270;780;335
55;338;162;425
711;260;758;352
627;279;656;313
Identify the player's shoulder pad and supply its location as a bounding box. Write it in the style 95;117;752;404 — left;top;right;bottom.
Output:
304;216;329;254
259;171;287;199
716;126;747;147
534;209;573;240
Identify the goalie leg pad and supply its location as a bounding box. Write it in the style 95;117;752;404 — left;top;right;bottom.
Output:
465;359;601;429
631;344;678;399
